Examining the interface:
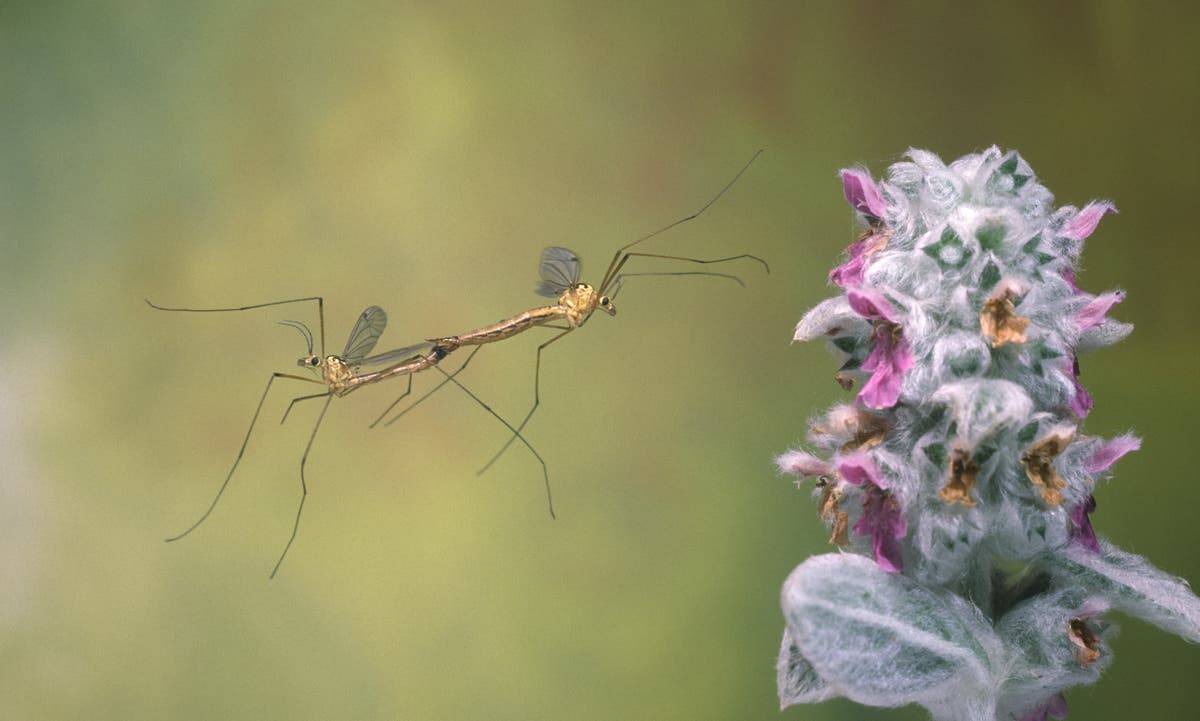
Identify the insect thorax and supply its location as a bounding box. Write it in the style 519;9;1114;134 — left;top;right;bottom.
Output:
560;283;598;326
323;355;355;387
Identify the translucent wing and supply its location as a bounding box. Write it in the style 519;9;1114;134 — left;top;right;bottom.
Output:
357;341;436;368
534;246;580;297
342;306;388;363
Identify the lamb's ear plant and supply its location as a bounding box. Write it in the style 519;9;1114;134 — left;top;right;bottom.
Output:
776;147;1200;721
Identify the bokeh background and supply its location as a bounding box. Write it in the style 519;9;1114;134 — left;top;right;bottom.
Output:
3;2;1197;719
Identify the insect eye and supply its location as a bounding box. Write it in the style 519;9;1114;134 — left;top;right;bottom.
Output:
310;357;320;366
600;297;610;306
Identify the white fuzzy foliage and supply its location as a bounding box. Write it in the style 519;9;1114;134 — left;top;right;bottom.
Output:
777;148;1199;720
931;378;1033;446
776;627;836;707
1077;318;1134;352
1041;541;1200;644
793;295;870;342
994;587;1112;720
782;554;1003;721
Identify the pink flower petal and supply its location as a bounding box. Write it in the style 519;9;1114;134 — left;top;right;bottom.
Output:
1021;693;1069;721
1063;201;1117;241
1070;385;1093;417
839;168;887;219
1067;357;1093;418
870;525;906;573
847;288;899;323
1047;693;1070;720
837;453;887;489
1062;268;1081;292
853;488;907;573
857;332;913;409
839;454;906;572
829;253;866;288
1069;495;1101;554
1084;434;1141;474
1077;291;1124;330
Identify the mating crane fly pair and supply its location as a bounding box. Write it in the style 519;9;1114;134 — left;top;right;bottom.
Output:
150;150;766;577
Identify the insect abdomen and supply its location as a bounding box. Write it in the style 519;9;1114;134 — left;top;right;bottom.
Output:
437;306;564;349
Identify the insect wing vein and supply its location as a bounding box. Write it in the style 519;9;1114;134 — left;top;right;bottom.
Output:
342;306;388;363
535;246;580;297
358;342;435;367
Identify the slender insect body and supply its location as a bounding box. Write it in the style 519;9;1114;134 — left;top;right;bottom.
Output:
345;345;450;390
381;150;768;477
152;150;764;577
148;298;548;577
435;282;614;351
437;306;566;349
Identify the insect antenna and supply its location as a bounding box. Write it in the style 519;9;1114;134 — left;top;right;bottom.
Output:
597;149;762;293
278;319;315;355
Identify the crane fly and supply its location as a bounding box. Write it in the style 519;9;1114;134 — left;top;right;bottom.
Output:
147;296;548;578
374;150;768;472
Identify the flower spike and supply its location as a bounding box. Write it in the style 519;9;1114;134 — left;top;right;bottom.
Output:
777;148;1198;721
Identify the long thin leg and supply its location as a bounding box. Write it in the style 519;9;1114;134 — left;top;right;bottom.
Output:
146;296;327;358
376;346;483;428
601;252;769;297
478;328;573;474
598;150;761;291
270;393;333;579
165;372;323;543
606;270;751;303
369;376;414;428
618;251;769;272
282;392;336;425
430;363;556;519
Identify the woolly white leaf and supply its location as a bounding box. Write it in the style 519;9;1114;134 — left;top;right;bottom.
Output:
864;252;944;301
1077;318;1133;352
1041;541;1200;643
995;588;1111;720
931;331;992;382
781;554;1002;721
793;295;869;342
930;378;1033;445
990;497;1069;561
910;511;988;587
776;627;836;708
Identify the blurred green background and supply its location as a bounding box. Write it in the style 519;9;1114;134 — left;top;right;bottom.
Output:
2;2;1197;719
